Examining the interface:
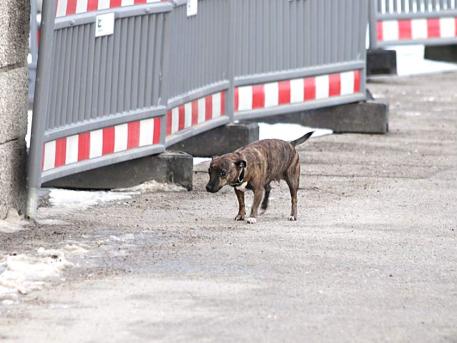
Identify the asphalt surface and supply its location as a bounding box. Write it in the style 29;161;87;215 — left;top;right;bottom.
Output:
1;72;456;342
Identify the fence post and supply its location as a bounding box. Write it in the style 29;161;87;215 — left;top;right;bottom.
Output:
26;0;56;218
368;0;378;50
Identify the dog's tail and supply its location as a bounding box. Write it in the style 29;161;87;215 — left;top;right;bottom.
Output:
290;131;314;147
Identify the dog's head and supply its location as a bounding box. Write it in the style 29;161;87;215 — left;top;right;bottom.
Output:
206;155;246;193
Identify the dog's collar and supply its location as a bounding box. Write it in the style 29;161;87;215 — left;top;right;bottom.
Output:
231;167;245;188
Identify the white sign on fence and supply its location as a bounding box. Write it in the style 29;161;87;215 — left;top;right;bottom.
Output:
187;0;198;17
95;13;115;37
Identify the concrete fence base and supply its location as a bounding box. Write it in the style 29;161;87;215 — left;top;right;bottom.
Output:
424;45;457;63
0;0;29;219
367;49;397;76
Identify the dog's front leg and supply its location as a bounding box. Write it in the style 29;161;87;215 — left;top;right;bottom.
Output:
234;189;246;221
247;188;264;224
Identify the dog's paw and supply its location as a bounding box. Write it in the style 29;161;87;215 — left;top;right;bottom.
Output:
246;217;257;224
288;216;297;221
234;214;245;221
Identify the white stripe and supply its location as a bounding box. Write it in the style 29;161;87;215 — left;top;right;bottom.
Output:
264;82;279;108
290;78;304;103
439;17;455;38
114;124;128;152
43;141;56;171
56;0;68;17
382;20;399;41
411;19;428;39
340;71;355;96
90;129;103;158
212;93;221;118
171;108;179;134
198;98;206;124
315;75;330;99
139;118;154;147
147;0;161;2
76;0;88;13
238;86;253;111
98;0;110;10
184;103;192;128
65;135;79;165
121;0;134;6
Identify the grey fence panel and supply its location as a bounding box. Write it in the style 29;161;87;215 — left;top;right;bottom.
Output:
28;1;172;202
164;0;231;146
231;0;367;121
370;0;457;48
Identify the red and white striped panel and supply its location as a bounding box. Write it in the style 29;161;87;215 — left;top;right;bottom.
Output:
56;0;165;18
234;70;361;113
377;17;457;42
166;91;226;137
42;117;161;171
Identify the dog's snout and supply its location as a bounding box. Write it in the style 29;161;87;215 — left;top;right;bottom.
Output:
206;184;212;192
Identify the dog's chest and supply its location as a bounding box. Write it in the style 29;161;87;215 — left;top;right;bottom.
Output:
235;181;249;192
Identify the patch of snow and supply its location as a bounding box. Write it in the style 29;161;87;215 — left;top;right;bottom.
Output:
48;188;132;211
115;180;186;193
258;123;332;141
194;157;211;166
0;209;28;234
393;45;457;76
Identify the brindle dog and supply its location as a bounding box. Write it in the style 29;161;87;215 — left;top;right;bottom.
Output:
206;132;313;224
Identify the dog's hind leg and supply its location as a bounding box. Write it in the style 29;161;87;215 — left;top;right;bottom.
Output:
285;157;300;221
234;189;246;221
260;183;272;214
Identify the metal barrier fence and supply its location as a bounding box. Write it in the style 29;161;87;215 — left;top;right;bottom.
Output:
27;0;368;215
370;0;457;48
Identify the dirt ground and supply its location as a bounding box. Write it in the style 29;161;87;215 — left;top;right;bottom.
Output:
0;72;456;342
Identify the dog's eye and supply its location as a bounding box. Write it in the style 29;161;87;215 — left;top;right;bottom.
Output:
219;170;227;177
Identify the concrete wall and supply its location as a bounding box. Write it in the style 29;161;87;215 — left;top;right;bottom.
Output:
0;0;29;219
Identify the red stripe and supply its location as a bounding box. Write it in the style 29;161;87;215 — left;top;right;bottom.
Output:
78;132;90;161
398;19;412;40
102;127;115;155
304;77;316;101
66;0;78;15
234;88;239;112
153;117;161;144
205;96;213;121
354;70;361;93
329;74;341;97
427;18;440;38
127;121;140;149
455;18;457;37
166;111;172;136
377;21;383;41
110;0;122;8
220;92;226;115
192;100;199;126
87;0;98;12
178;105;185;131
55;138;67;167
252;85;265;109
134;0;147;4
278;80;291;105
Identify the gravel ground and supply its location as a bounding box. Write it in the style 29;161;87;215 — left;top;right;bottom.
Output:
0;72;456;342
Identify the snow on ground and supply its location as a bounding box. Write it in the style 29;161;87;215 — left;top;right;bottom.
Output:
0;245;87;304
392;45;457;76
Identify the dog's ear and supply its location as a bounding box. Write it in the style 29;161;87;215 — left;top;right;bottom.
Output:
234;160;247;169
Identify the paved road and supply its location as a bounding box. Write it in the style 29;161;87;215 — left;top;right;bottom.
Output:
1;72;456;342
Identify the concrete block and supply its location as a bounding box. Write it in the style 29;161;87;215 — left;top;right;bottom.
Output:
256;100;389;134
168;123;259;157
424;45;457;63
44;151;194;191
367;49;397;76
0;0;29;68
0;66;28;144
0;139;27;219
